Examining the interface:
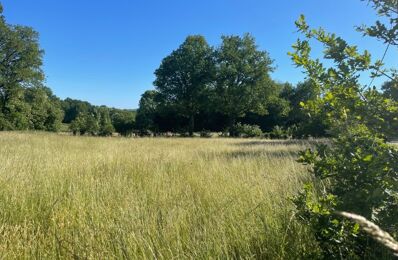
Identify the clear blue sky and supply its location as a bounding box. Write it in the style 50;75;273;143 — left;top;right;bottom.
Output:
2;0;397;109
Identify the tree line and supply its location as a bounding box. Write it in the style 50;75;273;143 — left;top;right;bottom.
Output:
135;34;397;138
0;1;396;139
135;34;326;138
0;4;136;136
62;98;135;136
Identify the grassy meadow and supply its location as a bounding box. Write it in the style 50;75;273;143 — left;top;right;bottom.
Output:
0;132;319;259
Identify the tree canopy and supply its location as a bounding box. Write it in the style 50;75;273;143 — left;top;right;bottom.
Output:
154;35;215;136
0;3;63;131
214;34;276;130
0;0;396;142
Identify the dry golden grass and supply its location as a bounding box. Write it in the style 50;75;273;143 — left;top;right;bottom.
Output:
0;132;318;259
338;212;398;257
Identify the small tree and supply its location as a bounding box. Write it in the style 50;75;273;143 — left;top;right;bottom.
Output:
70;113;85;135
135;90;160;133
111;110;135;136
70;112;99;136
98;107;114;136
85;113;99;136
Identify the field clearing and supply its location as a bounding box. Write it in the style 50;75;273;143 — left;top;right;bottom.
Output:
0;132;319;259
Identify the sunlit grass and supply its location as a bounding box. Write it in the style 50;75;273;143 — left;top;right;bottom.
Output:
0;132;318;259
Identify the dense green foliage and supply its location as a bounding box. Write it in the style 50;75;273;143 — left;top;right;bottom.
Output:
1;1;396;139
382;80;398;101
0;4;63;131
63;99;135;136
214;34;276;130
61;98;92;124
291;0;398;257
137;34;330;137
229;122;263;138
0;4;136;136
109;108;135;136
154;36;215;136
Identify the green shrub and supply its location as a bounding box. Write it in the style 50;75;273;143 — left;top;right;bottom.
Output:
200;130;212;138
290;10;398;258
270;125;295;139
294;128;398;258
271;125;300;139
230;123;263;138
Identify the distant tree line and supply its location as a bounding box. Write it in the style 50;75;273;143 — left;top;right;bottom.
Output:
0;4;136;136
0;2;396;138
62;98;135;136
135;35;333;138
135;34;398;138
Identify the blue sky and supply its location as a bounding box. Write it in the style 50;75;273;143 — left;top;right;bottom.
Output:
2;0;397;108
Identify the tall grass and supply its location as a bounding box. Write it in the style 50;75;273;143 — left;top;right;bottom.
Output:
0;132;318;259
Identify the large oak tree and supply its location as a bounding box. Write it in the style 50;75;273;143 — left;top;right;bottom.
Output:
214;34;277;134
154;35;215;136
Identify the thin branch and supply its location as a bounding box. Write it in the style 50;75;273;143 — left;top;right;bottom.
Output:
366;42;391;89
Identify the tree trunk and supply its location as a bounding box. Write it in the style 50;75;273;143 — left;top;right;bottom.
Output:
228;117;236;137
189;114;194;137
